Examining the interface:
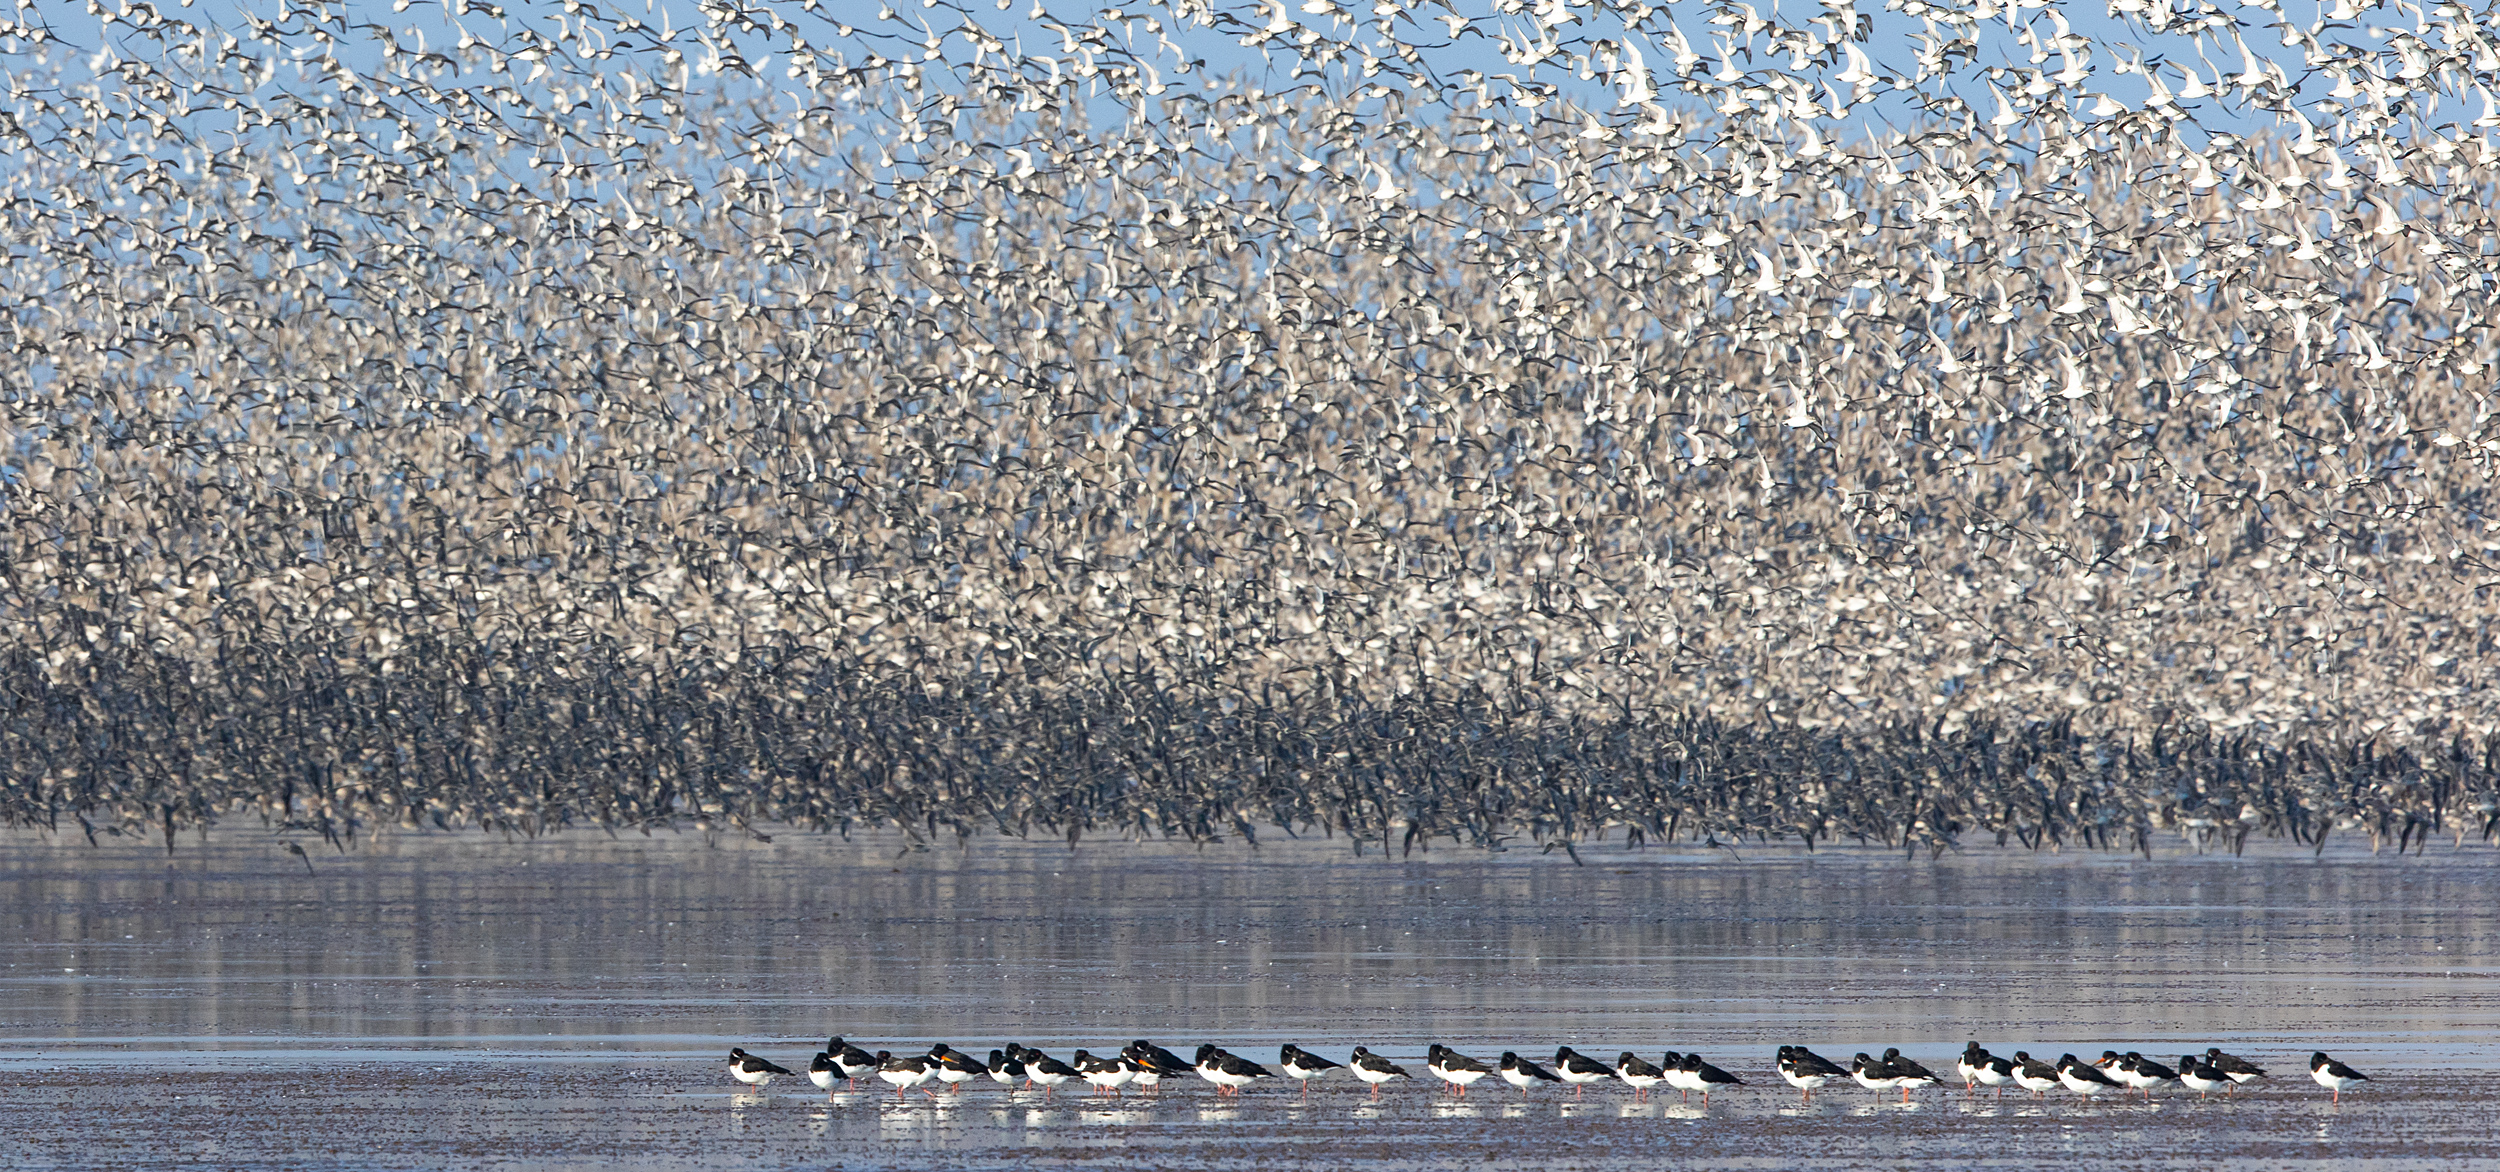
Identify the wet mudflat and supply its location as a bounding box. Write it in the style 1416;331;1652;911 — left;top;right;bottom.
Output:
2;830;2497;1169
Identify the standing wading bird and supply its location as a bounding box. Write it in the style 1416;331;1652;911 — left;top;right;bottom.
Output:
1194;1045;1274;1095
829;1038;879;1086
1425;1044;1493;1096
1777;1046;1847;1102
1879;1048;1941;1101
1279;1044;1343;1092
2113;1052;2180;1099
808;1047;844;1099
877;1050;938;1098
2011;1052;2061;1098
1500;1051;1564;1095
2179;1054;2232;1099
1552;1046;1617;1097
1348;1047;1410;1095
2206;1048;2270;1092
2056;1053;2126;1099
1073;1049;1135;1096
1677;1053;1744;1105
1614;1052;1667;1101
928;1043;986;1091
2310;1052;2371;1104
1128;1040;1195;1081
728;1047;793;1092
987;1048;1026;1089
1020;1047;1081;1096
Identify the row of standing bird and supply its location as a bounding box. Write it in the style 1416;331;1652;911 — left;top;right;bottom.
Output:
729;1039;2371;1105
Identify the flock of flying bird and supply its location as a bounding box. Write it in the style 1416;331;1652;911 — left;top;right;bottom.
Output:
9;0;2500;856
725;1037;2378;1106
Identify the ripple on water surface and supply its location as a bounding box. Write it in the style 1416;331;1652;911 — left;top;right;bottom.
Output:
1;831;2496;1168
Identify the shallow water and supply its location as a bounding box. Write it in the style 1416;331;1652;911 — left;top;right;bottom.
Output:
3;830;2496;1168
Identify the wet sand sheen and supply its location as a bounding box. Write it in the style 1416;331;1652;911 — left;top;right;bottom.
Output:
3;832;2496;1168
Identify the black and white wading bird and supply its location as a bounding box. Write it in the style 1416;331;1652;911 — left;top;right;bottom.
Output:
2112;1052;2180;1099
928;1043;986;1092
1777;1046;1847;1102
2178;1054;2233;1099
2055;1053;2126;1099
2310;1052;2371;1104
729;1047;793;1092
2011;1052;2062;1098
1348;1047;1411;1096
986;1048;1026;1088
1880;1049;1942;1099
2206;1048;2270;1091
1020;1047;1081;1096
1500;1051;1564;1095
1614;1052;1667;1102
1552;1046;1617;1097
1425;1044;1494;1096
1677;1053;1745;1105
1193;1045;1274;1095
1278;1045;1343;1092
877;1050;937;1098
1073;1049;1135;1096
829;1038;879;1086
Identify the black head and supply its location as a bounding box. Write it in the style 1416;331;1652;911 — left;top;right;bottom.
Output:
2012;1051;2031;1062
989;1049;1007;1063
1679;1053;1702;1070
1882;1047;1904;1060
2207;1047;2226;1057
2180;1055;2200;1070
728;1047;747;1059
1132;1039;1153;1051
2309;1052;2331;1066
1500;1051;1520;1064
2099;1049;2121;1061
928;1043;951;1057
1963;1041;1984;1054
1072;1049;1093;1062
828;1036;844;1049
1195;1043;1217;1062
874;1050;892;1062
1351;1046;1370;1057
1852;1052;1873;1064
1553;1045;1574;1061
1428;1043;1446;1057
1661;1051;1681;1065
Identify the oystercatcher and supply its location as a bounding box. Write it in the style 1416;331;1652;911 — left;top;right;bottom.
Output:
1348;1046;1411;1095
1552;1046;1617;1097
1499;1051;1563;1095
877;1050;938;1098
1614;1052;1667;1101
729;1047;793;1091
2205;1048;2269;1091
1127;1040;1194;1078
987;1048;1025;1088
2010;1051;2060;1098
1968;1050;2016;1097
1021;1047;1080;1096
1776;1046;1845;1101
2309;1052;2370;1104
808;1048;844;1099
2113;1052;2179;1099
1880;1048;1941;1101
1848;1052;1901;1096
1955;1042;1990;1091
2055;1053;2125;1099
2178;1054;2231;1099
1425;1044;1493;1096
829;1038;879;1085
1678;1053;1744;1105
1195;1046;1275;1095
1279;1044;1343;1093
928;1043;986;1091
1072;1049;1134;1096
